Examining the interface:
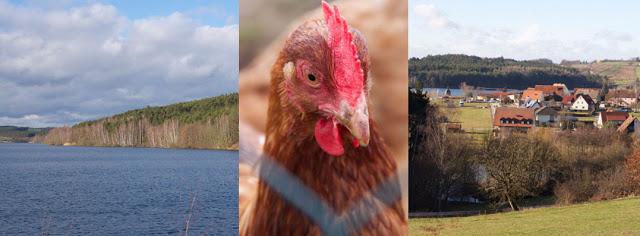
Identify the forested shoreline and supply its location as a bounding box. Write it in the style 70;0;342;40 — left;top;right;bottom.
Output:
43;93;239;150
0;126;53;143
409;54;604;89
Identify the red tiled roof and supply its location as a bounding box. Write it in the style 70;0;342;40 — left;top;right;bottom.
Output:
492;92;511;96
493;108;535;128
601;111;629;123
606;90;637;99
562;95;576;105
446;123;462;129
617;116;636;132
522;90;543;100
478;92;510;99
535;85;563;96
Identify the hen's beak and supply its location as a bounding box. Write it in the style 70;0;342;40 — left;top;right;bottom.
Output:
336;99;370;147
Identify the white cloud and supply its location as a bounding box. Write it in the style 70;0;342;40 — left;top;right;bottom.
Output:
413;4;458;29
594;30;633;42
0;2;238;127
409;4;640;63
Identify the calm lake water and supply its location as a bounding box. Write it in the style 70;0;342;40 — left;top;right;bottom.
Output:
0;143;238;235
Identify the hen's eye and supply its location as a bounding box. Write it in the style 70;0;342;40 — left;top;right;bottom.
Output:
304;69;320;86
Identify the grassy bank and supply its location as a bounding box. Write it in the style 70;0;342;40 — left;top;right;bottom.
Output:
442;196;556;212
409;197;640;235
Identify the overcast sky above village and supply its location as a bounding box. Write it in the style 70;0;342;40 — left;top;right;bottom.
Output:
0;0;238;127
410;0;640;63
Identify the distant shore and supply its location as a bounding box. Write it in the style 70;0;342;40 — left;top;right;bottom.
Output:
41;142;240;151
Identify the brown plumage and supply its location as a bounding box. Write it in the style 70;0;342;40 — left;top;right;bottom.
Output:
239;2;406;235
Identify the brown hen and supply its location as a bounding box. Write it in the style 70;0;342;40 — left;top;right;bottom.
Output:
239;2;406;235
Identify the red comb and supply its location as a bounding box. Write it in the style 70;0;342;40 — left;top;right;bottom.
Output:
322;1;363;106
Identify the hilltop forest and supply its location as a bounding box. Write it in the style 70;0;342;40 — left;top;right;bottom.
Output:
44;93;239;150
0;126;53;143
409;54;604;89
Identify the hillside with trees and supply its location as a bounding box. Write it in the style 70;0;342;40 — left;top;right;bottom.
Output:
43;93;239;150
0;126;53;143
409;54;604;89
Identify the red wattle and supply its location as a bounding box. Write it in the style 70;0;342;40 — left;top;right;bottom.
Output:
353;137;359;147
315;117;344;156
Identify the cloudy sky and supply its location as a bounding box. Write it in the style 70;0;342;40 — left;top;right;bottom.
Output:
0;0;238;127
410;0;640;63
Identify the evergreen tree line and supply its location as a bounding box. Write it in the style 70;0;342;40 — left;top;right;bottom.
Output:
409;54;603;89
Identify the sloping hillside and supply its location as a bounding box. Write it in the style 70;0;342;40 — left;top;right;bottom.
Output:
409;54;603;89
44;93;239;150
0;126;53;143
565;61;640;87
409;197;640;235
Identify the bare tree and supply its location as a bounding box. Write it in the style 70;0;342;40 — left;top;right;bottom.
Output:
479;133;557;211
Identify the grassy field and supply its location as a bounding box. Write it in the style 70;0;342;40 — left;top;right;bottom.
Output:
455;103;492;129
599;61;634;65
566;62;638;87
436;99;493;139
599;64;621;76
409;197;640;235
443;196;556;212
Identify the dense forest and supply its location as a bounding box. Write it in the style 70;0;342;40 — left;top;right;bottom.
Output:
44;93;239;150
0;126;53;143
409;54;604;89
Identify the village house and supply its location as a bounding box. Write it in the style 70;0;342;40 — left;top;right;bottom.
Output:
476;91;511;102
574;88;601;103
534;84;570;97
508;93;521;102
605;89;638;107
543;94;563;107
553;83;572;96
521;90;544;102
490;102;501;119
492;107;536;132
571;94;595;111
617;115;640;138
561;95;576;110
520;99;542;109
597;111;629;128
535;106;559;125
